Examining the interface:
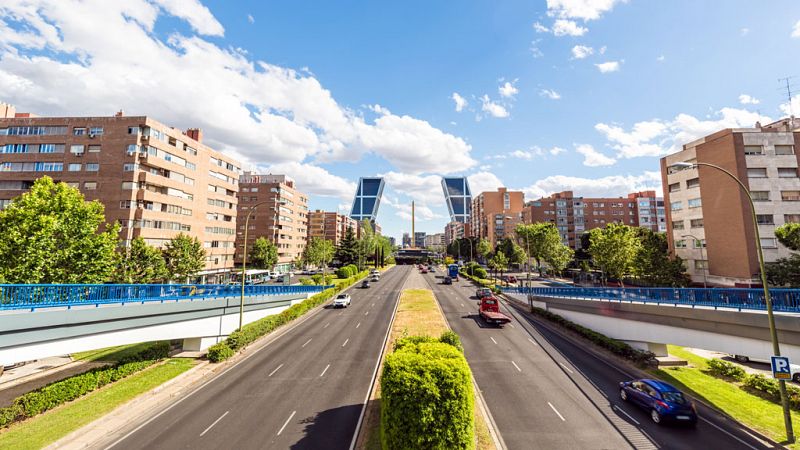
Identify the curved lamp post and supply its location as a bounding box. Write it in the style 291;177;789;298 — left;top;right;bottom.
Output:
239;200;279;330
670;161;794;442
681;233;708;288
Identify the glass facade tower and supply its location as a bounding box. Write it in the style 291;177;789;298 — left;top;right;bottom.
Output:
441;177;472;223
350;177;385;222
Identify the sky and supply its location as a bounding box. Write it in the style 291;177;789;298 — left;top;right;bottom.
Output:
1;0;799;241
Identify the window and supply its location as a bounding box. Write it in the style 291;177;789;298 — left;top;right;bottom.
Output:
8;126;67;135
33;162;63;171
686;178;700;189
760;238;778;249
747;168;767;178
128;127;140;135
88;145;101;153
84;182;97;190
123;163;139;171
775;145;795;155
782;191;800;201
68;163;81;172
751;191;770;201
693;239;706;248
688;198;702;208
668;183;681;193
121;182;137;189
38;144;62;153
66;182;79;188
756;214;774;225
86;163;99;172
694;260;708;269
670;201;682;211
70;144;85;155
72;127;86;136
690;218;704;228
744;145;763;155
675;239;687;248
89;127;103;135
672;220;685;230
778;168;798;178
785;214;800;224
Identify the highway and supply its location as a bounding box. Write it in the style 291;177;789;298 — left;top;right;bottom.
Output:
106;265;409;450
424;270;771;450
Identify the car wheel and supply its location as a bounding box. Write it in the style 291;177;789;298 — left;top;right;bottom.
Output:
650;409;661;425
794;373;800;383
734;355;749;363
620;389;628;401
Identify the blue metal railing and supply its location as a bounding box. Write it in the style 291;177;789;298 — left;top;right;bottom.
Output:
0;284;333;311
499;286;800;313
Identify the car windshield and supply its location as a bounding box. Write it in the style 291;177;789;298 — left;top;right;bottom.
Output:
661;391;687;404
484;299;496;305
337;295;347;299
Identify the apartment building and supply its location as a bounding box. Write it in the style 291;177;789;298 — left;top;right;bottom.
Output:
235;173;308;273
471;187;525;246
660;118;800;287
0;106;241;278
523;190;666;249
424;233;445;250
444;221;472;245
402;233;411;248
307;210;358;246
413;231;427;249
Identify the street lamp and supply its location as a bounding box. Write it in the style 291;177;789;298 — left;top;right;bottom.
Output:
682;233;708;288
239;199;284;330
670;161;794;442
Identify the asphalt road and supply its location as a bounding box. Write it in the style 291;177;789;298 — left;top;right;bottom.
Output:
423;270;772;450
107;266;409;450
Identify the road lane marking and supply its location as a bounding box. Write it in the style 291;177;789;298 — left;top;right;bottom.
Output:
277;411;296;436
268;364;284;377
527;337;538;346
461;303;464;307
511;361;521;372
508;323;515;328
371;302;375;307
547;402;566;421
612;405;640;425
365;311;369;316
490;337;498;345
323;322;330;329
356;322;361;329
700;417;759;450
342;338;349;347
199;411;229;437
301;338;312;348
320;364;331;377
559;362;574;374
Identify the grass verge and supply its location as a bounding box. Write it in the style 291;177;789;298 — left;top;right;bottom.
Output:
654;345;799;447
0;358;195;450
71;341;165;362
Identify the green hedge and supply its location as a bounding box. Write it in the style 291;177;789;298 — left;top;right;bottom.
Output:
208;270;370;363
742;374;800;411
530;307;657;366
0;341;169;428
459;270;500;294
706;358;747;381
381;341;474;450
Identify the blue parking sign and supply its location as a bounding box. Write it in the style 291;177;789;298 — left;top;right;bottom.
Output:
771;356;791;380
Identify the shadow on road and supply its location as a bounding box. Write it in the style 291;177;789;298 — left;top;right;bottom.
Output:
290;404;362;450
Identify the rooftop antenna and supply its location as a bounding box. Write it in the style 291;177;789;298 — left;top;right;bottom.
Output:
778;76;797;120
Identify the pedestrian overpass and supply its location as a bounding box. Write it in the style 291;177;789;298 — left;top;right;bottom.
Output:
0;283;329;367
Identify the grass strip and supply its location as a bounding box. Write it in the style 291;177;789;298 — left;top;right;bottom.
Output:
71;341;163;362
0;358;194;450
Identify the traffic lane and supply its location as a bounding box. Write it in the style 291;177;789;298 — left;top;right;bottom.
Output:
426;275;634;450
111;266;406;450
500;296;772;450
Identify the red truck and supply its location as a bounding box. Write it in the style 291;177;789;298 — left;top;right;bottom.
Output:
478;296;511;326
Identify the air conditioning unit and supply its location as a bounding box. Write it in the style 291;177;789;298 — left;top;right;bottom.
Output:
73;152;84;157
88;134;95;139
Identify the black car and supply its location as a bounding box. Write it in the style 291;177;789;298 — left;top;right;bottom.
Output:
361;280;370;288
443;276;452;285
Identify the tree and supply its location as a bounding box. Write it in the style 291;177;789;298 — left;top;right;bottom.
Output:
476;238;492;262
588;223;642;285
114;237;167;283
545;244;574;275
776;223;800;251
163;233;205;282
631;228;689;287
335;226;359;266
357;220;378;269
249;237;278;270
0;176;120;283
766;254;800;286
306;237;334;271
510;242;528;266
490;252;509;284
515;223;570;275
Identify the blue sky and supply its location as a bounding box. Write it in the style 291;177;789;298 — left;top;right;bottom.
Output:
1;0;799;241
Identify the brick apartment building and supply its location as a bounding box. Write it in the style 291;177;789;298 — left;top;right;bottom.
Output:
307;210;358;247
661;118;800;287
235;173;308;273
0;105;241;279
523;190;666;249
444;221;472;245
471;187;525;246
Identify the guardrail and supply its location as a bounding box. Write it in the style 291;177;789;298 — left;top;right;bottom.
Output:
499;286;800;313
0;284;333;311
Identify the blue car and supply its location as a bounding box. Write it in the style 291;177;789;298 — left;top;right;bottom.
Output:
619;379;697;426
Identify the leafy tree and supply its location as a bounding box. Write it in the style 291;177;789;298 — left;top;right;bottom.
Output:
0;176;120;283
545;244;574;275
766;254;800;286
444;256;455;265
357;220;378;269
476;238;492;262
515;223;570;275
114;237;167;283
163;233;205;282
588;223;642;285
306;237;334;273
249;237;278;270
631;228;689;287
335;226;359;266
510;242;528;266
490;252;509;284
775;223;800;251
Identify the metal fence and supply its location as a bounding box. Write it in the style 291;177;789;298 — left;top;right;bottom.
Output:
0;283;333;311
499;286;800;313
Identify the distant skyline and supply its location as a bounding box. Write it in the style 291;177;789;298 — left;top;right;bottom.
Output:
1;1;799;240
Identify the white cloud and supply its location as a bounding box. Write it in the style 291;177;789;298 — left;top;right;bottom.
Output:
480;95;510;118
552;19;587;36
539;88;561;100
499;81;519;99
530;39;544;58
571;45;593;59
247;14;255;24
779;94;800;117
261;162;356;201
575;144;616;166
656;55;665;62
792;20;800;38
380;172;446;206
738;94;760;105
508;146;566;160
523;171;662;199
151;0;225;36
546;0;625;21
740;27;749;36
468;172;505;196
451;92;468;112
383;196;441;222
533;22;550;33
599;45;607;54
595;61;620;73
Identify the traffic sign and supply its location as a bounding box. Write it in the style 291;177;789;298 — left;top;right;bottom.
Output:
771;356;792;380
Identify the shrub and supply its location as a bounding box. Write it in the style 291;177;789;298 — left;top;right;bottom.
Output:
743;374;800;411
299;277;314;285
311;274;323;285
336;266;352;279
439;331;464;353
394;335;436;351
706;358;747;381
207;342;234;363
381;342;474;450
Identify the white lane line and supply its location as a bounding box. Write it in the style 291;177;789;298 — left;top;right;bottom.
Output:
342;338;349;347
356;322;361;329
461;303;464;307
199;411;229;437
268;364;284;377
490;337;498;345
320;364;331;377
527;337;538;346
371;302;375;307
508;323;515;328
547;402;566;421
301;338;312;348
338;311;344;316
277;410;296;436
365;311;369;316
511;361;522;372
323;322;330;328
559;362;574;374
700;417;759;450
612;405;640;425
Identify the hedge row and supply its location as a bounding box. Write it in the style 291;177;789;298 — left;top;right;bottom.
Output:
381;335;474;450
207;270;370;363
459;270;499;294
530;307;657;366
462;262;488;280
336;264;359;279
705;358;800;411
0;341;170;428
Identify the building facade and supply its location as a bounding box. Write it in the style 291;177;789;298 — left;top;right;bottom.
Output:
414;231;427;248
442;176;472;224
471;187;525;246
307;210;358;247
0;106;241;277
235;173;308;272
424;233;445;250
350;177;385;224
444;221;472;245
661;118;800;287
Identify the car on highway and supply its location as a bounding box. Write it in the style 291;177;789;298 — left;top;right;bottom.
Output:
619;379;697;426
333;294;351;308
371;273;380;282
420;268;428;274
476;287;493;299
507;275;517;284
361;280;370;289
443;276;452;285
370;269;379;275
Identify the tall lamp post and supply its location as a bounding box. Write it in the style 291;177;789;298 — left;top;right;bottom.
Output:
671;161;794;442
239;200;281;330
682;233;708;288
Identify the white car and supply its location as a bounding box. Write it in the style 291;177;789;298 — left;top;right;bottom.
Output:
733;355;800;382
333;294;351;308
